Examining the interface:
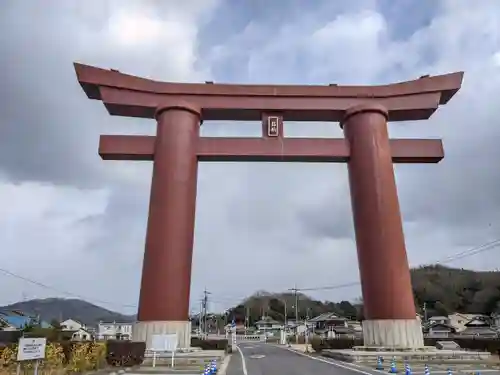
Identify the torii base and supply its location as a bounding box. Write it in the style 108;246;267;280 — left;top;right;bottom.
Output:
132;321;192;349
362;319;424;348
321;347;491;364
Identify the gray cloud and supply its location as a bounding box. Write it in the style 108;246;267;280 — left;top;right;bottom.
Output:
1;0;500;315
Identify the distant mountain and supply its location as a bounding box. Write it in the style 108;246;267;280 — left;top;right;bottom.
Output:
411;265;500;316
226;265;500;323
0;298;136;327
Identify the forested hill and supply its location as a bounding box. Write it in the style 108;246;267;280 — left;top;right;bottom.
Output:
0;298;135;326
227;265;500;323
411;265;500;316
2;266;499;327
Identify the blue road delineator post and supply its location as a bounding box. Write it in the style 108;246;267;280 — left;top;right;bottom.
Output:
376;356;384;370
389;357;398;373
404;362;412;375
424;364;430;375
447;368;453;375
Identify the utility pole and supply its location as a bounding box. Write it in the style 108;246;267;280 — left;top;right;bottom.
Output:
284;300;287;327
305;307;310;352
199;300;203;335
202;288;211;337
245;306;250;334
288;285;300;344
423;302;428;322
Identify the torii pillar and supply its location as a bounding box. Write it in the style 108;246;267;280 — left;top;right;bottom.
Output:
341;103;422;347
73;63;463;349
133;102;201;348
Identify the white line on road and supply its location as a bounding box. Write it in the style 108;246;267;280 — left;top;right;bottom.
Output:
282;347;376;375
236;345;249;375
218;353;232;375
249;354;266;359
280;347;500;375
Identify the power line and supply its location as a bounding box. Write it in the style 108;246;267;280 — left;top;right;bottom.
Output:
0;266;136;309
2;236;498;312
435;238;500;264
209;237;500;308
288;237;500;293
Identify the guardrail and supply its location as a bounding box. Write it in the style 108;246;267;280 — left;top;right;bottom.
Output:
234;334;266;342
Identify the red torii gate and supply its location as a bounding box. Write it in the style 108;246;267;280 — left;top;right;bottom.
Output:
74;63;463;349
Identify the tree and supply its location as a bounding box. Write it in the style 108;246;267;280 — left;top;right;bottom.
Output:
338;301;357;318
50;319;61;330
268;298;285;320
22;324;34;333
434;301;449;316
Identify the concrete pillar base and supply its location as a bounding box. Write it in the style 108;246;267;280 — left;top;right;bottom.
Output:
132;321;191;349
362;319;424;348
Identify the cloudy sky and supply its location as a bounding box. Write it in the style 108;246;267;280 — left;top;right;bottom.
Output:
1;0;500;315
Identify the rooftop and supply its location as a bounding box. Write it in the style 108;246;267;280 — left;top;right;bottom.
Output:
309;312;347;323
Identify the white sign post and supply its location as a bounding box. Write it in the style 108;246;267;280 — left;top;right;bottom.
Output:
16;337;47;375
150;334;178;368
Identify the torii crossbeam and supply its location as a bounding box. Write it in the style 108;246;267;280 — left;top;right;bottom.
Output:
74;63;463;349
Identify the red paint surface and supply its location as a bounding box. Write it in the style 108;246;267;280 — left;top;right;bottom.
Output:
74;63;463;324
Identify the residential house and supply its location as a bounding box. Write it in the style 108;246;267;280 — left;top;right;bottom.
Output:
423;322;457;338
224;322;246;334
71;328;93;341
96;321;132;340
255;316;283;333
0;317;16;331
0;311;51;330
60;319;85;331
285;320;307;336
447;313;487;332
460;316;497;338
428;316;450;325
308;313;355;339
347;320;363;334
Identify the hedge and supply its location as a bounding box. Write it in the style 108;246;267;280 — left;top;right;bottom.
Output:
190;337;228;351
310;337;500;355
105;340;145;367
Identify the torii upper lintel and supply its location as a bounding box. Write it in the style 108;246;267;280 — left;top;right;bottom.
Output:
74;63;463;122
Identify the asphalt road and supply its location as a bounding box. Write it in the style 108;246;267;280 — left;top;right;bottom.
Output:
225;344;500;375
226;343;376;375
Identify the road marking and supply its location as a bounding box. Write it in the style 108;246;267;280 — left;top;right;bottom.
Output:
280;347;500;375
243;346;255;349
218;353;232;375
236;345;248;375
249;354;266;359
282;347;376;375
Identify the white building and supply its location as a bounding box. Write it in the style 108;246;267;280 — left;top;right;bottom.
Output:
71;328;93;341
96;321;133;340
60;319;85;331
428;316;450;326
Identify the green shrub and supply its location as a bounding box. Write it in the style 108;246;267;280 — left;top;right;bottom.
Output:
105;340;145;367
310;338;362;351
190;338;228;351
